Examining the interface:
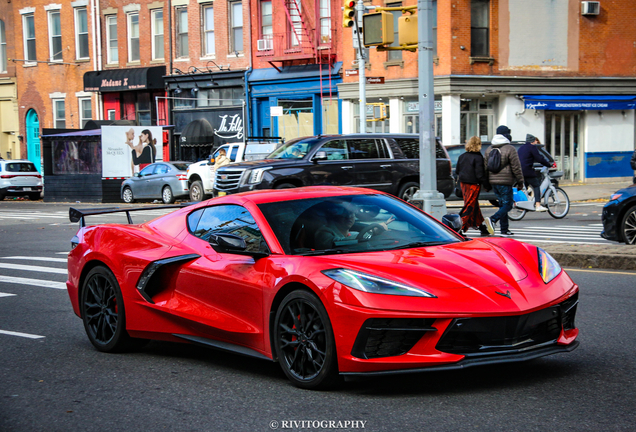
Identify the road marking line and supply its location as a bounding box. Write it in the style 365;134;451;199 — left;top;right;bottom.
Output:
0;276;66;289
0;263;67;274
0;292;17;298
566;268;636;275
0;329;45;339
1;256;68;263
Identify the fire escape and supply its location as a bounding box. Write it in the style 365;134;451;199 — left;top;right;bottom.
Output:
256;0;336;101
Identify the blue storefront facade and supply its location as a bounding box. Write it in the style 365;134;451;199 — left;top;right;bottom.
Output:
248;63;343;140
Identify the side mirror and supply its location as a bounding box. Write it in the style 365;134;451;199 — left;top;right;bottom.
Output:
209;233;247;252
134;172;141;178
313;151;327;162
441;213;463;233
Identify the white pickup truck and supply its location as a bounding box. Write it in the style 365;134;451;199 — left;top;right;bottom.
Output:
186;141;278;201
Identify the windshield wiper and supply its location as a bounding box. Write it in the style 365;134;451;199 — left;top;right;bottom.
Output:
297;248;354;256
390;241;454;250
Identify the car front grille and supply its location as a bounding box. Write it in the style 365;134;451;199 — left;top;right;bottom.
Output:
351;318;437;359
214;168;245;193
436;293;579;357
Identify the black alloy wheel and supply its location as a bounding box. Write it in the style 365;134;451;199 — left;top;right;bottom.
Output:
81;266;144;352
274;290;340;389
621;204;636;245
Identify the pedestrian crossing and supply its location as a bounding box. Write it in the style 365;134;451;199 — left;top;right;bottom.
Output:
466;223;610;245
0;254;69;339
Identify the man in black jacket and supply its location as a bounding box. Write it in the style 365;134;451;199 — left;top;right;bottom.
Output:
518;134;552;211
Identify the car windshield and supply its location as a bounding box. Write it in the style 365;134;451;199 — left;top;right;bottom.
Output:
4;162;38;172
266;138;315;160
258;194;461;255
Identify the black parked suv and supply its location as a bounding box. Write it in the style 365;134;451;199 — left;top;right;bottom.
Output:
213;134;454;200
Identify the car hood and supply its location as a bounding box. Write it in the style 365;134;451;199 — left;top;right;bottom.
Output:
318;239;529;291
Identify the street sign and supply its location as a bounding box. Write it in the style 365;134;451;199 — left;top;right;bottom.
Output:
366;76;385;84
345;69;360;77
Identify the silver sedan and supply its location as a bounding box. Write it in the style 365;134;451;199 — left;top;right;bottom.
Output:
121;161;192;204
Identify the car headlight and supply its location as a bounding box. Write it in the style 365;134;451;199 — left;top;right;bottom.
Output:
321;268;436;298
610;193;622;201
537;248;562;284
245;167;272;185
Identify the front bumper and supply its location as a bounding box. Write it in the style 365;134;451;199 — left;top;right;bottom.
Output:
332;289;579;374
601;201;620;241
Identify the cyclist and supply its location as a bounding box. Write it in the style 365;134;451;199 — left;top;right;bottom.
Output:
518;134;552;212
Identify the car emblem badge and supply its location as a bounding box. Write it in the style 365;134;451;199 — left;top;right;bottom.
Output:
495;290;512;299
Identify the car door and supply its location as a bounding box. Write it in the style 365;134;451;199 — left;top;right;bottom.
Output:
348;138;393;193
132;164;157;198
146;163;170;198
309;139;356;186
169;204;267;351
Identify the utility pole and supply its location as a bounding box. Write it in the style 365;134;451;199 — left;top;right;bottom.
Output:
355;0;366;133
411;0;446;220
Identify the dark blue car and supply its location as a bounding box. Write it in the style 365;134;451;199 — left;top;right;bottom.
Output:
601;183;636;244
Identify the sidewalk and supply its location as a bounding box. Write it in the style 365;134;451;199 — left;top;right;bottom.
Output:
500;180;636;271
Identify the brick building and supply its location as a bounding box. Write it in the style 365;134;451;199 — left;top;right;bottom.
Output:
0;0;19;161
9;0;97;172
338;0;636;182
247;0;343;141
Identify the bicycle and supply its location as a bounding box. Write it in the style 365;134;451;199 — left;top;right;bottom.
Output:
508;166;570;221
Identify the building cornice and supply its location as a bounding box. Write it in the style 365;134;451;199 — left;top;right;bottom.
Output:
337;76;636;99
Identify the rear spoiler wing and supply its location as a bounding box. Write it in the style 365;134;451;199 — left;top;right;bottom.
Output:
69;204;192;227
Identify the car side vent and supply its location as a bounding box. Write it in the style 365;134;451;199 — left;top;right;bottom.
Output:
581;1;600;16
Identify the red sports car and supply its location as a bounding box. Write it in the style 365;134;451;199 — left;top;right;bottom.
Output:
66;186;579;389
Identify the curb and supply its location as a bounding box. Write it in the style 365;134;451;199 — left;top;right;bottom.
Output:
545;251;636;271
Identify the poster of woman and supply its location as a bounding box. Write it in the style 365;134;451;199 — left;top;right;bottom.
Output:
101;126;163;178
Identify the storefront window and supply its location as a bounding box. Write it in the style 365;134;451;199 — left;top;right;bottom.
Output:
52;140;102;175
277;100;313;141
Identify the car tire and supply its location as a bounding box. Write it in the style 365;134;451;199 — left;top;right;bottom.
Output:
122;187;134;204
274;183;296;189
189;180;206;202
620;204;636;245
0;193;5;201
273;290;341;390
398;181;419;203
81;266;147;353
28;193;40;201
162;186;175;204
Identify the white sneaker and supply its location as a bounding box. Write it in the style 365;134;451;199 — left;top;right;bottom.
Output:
484;217;495;235
535;204;548;212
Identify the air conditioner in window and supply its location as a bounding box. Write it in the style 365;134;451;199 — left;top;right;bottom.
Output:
257;39;273;51
581;1;600;16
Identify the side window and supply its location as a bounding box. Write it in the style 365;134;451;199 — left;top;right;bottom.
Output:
155;164;169;174
318;140;348;160
394;138;419;159
187;204;266;254
349;139;381;160
229;146;239;161
435;140;447;159
139;165;155;176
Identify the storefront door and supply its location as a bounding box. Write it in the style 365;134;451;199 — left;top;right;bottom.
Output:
545;112;581;181
26;109;41;172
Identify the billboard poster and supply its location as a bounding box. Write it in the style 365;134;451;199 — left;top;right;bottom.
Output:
101;126;163;178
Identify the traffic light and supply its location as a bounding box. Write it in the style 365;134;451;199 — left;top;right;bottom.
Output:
343;0;355;28
398;14;418;46
362;11;394;46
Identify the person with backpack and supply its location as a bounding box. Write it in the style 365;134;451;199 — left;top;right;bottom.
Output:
455;136;490;236
483;125;525;236
518;134;552;211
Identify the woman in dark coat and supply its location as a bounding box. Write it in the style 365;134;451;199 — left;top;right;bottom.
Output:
455;136;490;235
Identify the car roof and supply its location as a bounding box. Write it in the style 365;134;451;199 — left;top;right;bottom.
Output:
219;186;381;205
